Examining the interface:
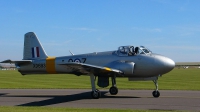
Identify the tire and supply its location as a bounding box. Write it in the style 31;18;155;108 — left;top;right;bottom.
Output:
152;90;160;98
91;90;100;99
109;86;118;95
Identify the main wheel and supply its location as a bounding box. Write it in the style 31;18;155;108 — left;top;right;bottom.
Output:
91;90;100;99
152;90;160;98
109;86;118;95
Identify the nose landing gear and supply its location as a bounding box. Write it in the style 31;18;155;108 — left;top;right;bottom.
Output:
152;79;160;98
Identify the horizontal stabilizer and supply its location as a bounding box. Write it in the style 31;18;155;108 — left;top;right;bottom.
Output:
59;62;123;75
1;59;32;65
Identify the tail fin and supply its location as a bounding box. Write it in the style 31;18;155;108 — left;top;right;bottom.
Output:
23;32;48;60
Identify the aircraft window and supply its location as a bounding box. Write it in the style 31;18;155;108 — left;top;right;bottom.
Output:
117;46;151;56
142;49;150;53
138;49;145;54
140;46;145;48
118;46;151;56
139;46;152;54
118;46;133;56
124;48;129;53
119;47;125;53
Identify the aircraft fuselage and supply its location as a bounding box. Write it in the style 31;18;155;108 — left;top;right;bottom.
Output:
18;51;174;78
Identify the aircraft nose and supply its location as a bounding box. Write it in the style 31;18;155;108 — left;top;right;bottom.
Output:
154;55;175;74
164;57;175;71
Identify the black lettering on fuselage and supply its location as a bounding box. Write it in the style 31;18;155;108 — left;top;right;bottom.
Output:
68;59;73;62
68;58;87;63
82;58;86;63
33;64;46;68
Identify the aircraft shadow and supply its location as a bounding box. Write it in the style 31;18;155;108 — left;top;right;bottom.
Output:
0;93;8;96
2;91;141;106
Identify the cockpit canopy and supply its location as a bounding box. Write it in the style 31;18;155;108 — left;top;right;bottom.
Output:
117;46;152;56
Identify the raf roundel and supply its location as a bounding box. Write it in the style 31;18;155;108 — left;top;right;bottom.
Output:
74;59;81;63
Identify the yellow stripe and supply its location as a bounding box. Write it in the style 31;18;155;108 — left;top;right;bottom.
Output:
46;57;56;74
104;67;111;71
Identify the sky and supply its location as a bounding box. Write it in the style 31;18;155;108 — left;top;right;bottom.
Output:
0;0;200;62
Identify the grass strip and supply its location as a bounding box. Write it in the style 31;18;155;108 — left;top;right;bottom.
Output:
0;68;199;90
0;106;181;112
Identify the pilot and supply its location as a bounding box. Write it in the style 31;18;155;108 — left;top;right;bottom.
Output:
128;46;134;56
134;47;139;55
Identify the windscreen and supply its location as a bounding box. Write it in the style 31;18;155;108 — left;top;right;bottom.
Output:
139;46;152;54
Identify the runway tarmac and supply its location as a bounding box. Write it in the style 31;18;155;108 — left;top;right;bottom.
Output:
0;89;200;111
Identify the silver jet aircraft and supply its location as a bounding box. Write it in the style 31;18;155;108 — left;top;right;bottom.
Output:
1;32;175;99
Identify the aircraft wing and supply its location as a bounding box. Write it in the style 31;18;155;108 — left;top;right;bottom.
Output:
0;59;32;65
59;62;123;75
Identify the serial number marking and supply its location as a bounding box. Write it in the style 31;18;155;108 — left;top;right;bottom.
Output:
33;64;46;68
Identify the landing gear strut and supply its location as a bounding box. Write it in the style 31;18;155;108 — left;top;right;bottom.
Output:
90;74;100;99
109;76;118;95
152;79;160;98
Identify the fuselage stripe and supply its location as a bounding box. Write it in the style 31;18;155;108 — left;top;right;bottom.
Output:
46;57;56;74
36;47;40;57
32;48;34;58
32;47;40;58
34;47;37;57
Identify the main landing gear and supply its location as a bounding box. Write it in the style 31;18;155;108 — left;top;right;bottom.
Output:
109;76;118;95
152;79;160;98
90;74;100;99
90;75;119;99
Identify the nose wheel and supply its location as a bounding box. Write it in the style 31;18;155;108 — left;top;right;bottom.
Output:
152;79;160;98
152;90;160;98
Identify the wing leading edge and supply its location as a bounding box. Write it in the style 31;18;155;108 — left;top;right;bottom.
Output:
59;62;123;75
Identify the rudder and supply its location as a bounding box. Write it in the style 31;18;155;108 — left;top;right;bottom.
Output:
23;32;48;60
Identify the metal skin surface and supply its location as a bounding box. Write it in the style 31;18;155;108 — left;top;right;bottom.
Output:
1;32;175;99
18;52;174;77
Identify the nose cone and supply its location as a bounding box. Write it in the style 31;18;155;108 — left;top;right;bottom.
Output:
154;55;175;74
164;57;175;71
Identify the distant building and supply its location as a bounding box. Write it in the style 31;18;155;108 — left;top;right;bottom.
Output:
175;62;200;69
0;63;16;70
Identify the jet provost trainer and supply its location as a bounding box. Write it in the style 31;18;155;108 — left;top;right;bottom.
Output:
1;32;175;99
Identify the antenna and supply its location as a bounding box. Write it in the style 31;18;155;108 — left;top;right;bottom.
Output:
69;50;74;55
